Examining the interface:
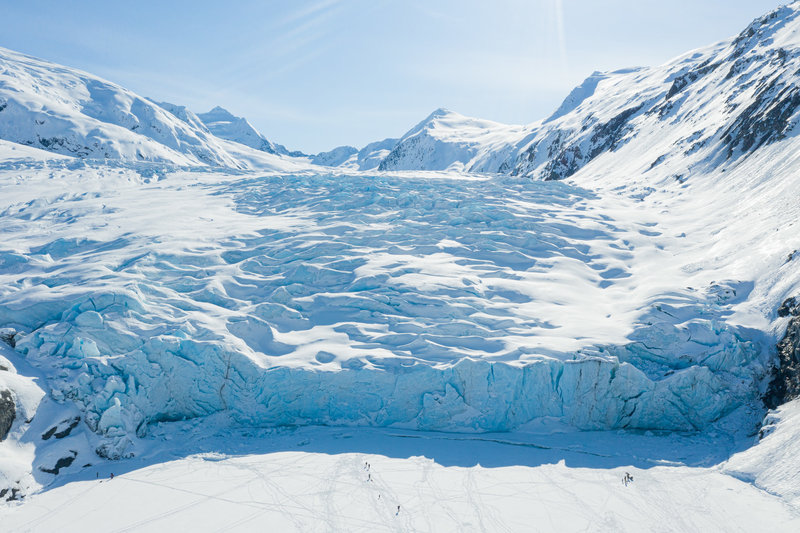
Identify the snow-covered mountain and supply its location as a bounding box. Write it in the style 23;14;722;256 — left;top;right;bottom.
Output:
196;106;305;158
376;108;529;172
351;3;800;180
508;3;800;182
313;108;523;172
0;47;240;167
311;144;358;166
312;137;398;169
0;47;311;171
2;3;800;528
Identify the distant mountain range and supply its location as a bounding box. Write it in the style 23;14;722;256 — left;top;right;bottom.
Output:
2;2;800;178
196;106;305;158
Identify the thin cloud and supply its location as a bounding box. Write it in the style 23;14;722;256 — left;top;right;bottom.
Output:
219;1;348;84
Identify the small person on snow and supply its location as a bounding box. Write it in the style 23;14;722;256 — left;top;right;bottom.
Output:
396;505;401;515
110;473;115;480
622;472;633;486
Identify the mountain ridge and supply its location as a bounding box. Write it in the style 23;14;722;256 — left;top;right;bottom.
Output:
3;3;800;177
196;106;305;158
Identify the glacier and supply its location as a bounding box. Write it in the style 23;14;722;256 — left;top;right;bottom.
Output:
0;158;787;468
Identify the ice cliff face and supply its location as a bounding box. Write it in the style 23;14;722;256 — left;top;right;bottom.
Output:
0;159;791;472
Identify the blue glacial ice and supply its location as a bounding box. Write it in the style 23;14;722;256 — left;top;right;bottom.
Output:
0;168;774;457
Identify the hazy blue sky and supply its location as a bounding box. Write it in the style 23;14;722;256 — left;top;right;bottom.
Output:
0;1;783;153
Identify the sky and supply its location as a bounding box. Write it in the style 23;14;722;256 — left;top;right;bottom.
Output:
0;0;784;153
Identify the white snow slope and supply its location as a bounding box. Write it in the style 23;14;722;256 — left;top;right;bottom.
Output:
378;108;529;172
196;106;304;158
312;138;399;170
371;2;800;180
2;3;800;530
4;422;800;532
0;47;310;171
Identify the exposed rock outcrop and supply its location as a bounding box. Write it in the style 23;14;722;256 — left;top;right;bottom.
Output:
38;450;78;475
0;389;15;441
764;297;800;409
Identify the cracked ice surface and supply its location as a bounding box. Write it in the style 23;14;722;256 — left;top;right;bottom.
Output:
0;164;772;454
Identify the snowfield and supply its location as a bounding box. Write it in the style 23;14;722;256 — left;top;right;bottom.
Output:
2;2;800;531
4;422;800;533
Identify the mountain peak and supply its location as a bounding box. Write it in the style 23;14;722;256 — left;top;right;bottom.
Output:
196;106;305;157
418;107;463;126
198;106;239;122
729;2;800;58
427;107;453;118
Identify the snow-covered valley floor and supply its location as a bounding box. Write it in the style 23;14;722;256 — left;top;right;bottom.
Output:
4;420;800;532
